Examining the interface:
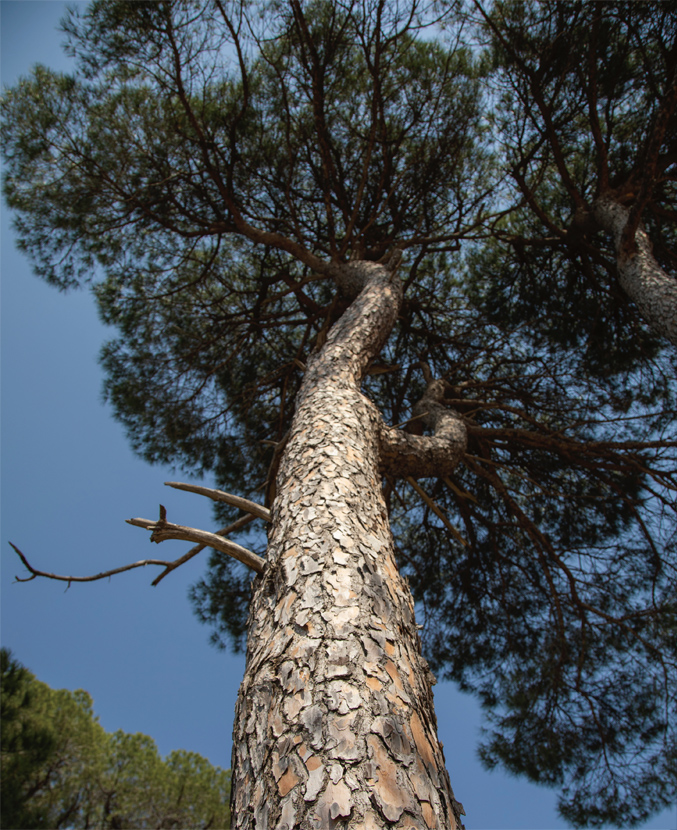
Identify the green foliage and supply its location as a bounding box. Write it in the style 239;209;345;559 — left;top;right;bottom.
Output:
0;648;231;829
466;0;677;373
2;1;676;826
1;648;57;828
448;10;677;815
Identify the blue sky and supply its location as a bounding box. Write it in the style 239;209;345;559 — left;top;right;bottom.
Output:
0;3;674;829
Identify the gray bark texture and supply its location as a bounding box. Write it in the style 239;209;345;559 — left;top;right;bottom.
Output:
593;195;677;346
230;260;467;829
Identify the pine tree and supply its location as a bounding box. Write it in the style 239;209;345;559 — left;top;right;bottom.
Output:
0;648;231;829
469;0;677;356
2;2;675;827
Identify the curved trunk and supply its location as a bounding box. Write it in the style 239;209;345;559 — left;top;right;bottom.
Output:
593;195;677;346
230;261;466;829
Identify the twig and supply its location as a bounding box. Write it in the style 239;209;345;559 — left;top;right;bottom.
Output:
392;411;429;429
406;477;468;547
10;542;172;586
444;476;478;504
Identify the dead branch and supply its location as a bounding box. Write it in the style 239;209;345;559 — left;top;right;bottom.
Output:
128;507;265;573
10;507;264;588
392;410;429;430
151;513;256;586
10;541;174;586
164;481;271;522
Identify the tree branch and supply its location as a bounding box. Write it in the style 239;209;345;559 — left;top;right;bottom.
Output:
128;509;265;574
406;477;468;546
379;364;467;478
583;10;609;194
10;507;265;588
622;54;677;253
164;482;271;522
475;0;585;209
150;514;257;586
10;542;173;587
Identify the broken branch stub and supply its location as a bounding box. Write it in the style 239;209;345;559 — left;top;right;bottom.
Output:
164;481;271;522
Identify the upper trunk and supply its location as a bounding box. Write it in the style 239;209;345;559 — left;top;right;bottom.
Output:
230;260;467;829
593;194;677;346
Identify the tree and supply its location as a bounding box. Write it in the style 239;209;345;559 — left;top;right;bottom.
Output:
0;648;231;829
1;1;675;827
1;648;57;829
469;0;677;357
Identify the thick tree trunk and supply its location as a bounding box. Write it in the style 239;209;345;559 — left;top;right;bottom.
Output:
230;260;467;829
593;195;677;346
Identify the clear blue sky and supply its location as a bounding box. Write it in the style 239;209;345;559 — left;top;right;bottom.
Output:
1;3;674;829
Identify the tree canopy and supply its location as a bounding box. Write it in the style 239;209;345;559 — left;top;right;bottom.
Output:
0;648;231;829
2;1;676;826
468;0;677;364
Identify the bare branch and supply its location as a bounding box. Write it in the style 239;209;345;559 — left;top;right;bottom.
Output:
128;513;265;574
10;510;264;589
391;410;429;430
164;481;271;522
151;514;257;586
10;541;172;586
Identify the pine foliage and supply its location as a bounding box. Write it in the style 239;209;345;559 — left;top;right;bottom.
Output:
2;2;676;825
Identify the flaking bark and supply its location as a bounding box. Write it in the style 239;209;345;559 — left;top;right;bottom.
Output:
230;260;466;829
593;195;677;346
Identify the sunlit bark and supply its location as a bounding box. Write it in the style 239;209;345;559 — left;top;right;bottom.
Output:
230;261;467;829
592;197;677;346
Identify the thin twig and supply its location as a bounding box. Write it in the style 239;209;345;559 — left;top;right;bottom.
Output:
10;542;172;586
392;411;429;429
406;477;468;547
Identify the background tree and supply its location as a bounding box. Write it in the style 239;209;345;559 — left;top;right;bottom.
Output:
1;647;57;829
0;648;231;829
469;0;677;359
2;1;675;827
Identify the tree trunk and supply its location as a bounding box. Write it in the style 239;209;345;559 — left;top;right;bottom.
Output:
593;194;677;346
230;260;467;829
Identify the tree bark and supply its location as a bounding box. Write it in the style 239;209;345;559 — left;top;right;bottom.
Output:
230;260;467;829
593;194;677;346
